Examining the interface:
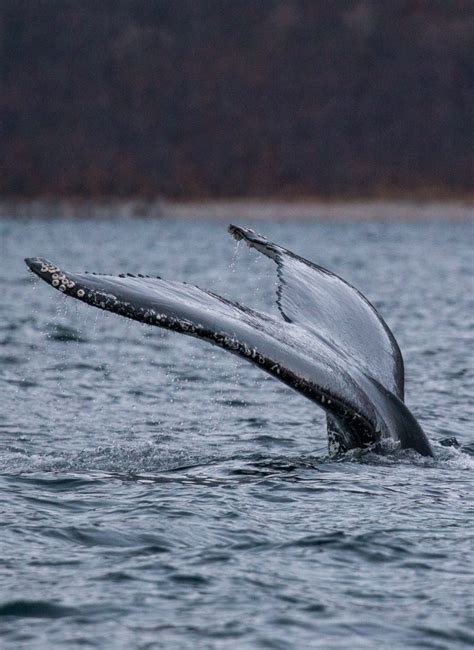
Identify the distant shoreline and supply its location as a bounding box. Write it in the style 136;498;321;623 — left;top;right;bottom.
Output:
1;198;473;221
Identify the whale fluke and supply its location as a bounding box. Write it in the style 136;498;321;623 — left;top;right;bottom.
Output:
228;224;405;399
25;225;433;457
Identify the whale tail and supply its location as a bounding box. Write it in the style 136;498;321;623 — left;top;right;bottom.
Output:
25;225;432;457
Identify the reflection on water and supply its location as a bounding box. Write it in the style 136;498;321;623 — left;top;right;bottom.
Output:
1;214;473;648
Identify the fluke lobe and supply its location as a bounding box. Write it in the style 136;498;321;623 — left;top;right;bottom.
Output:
25;224;433;458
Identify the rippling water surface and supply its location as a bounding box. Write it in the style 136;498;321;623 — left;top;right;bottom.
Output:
1;214;473;648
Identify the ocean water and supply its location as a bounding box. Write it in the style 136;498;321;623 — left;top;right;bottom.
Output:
1;214;473;649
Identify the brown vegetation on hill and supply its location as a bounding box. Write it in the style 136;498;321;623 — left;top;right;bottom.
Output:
1;1;473;199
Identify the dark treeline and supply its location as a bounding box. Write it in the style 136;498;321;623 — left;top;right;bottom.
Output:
1;1;473;199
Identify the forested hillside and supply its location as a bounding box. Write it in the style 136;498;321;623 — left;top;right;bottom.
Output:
1;1;473;198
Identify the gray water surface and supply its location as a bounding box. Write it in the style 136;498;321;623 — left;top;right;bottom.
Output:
1;216;473;648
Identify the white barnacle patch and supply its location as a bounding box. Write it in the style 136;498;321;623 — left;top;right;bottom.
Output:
77;289;85;298
223;336;239;350
52;279;59;287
